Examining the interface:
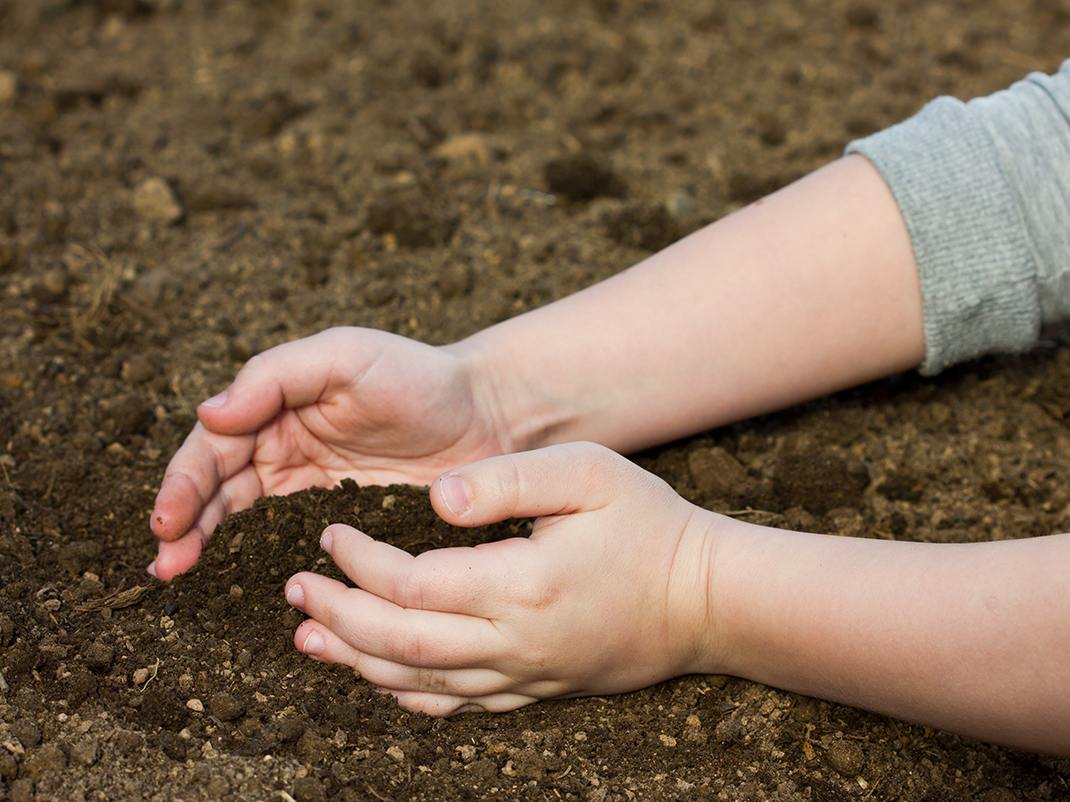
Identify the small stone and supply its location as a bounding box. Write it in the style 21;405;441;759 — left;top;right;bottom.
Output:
381;494;396;510
186;698;204;713
658;734;677;747
665;190;696;221
544;153;626;201
10;719;41;748
82;642;114;673
134;177;184;225
10;778;33;802
132;668;150;685
295;728;328;761
58;540;104;575
228;337;255;363
386;745;405;763
466;757;497;779
435;262;472;299
120;355;156;386
22;743;66;779
362;279;395;308
209;691;245;722
292;776;327;802
510;747;547;779
433;132;490;164
0;751;17;780
69;738;99;767
688;446;752;504
826;739;865;777
0;70;18;105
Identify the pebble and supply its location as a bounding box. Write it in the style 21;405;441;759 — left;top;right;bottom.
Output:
291;776;327;802
688;446;752;502
10;778;33;802
121;355;156;386
69;738;99;767
0;752;17;781
0;70;17;105
134;177;184;225
209;692;245;722
22;743;66;779
186;699;204;713
826;739;865;777
362;279;396;308
433;132;491;165
665;190;696;221
435;262;472;299
10;719;41;749
82;642;114;673
510;748;547;779
58;540;104;575
544;153;626;201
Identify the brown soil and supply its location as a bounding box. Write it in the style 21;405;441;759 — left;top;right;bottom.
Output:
2;0;1070;800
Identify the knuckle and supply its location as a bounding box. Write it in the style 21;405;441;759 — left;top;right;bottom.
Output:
382;625;424;667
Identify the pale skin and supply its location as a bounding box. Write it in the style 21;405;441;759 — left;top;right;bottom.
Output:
151;154;1070;756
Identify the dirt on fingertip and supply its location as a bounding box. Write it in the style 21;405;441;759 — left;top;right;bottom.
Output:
3;0;1070;800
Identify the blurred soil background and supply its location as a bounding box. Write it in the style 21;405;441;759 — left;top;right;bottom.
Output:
2;0;1070;799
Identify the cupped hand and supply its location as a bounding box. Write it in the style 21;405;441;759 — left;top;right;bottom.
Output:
150;327;506;580
284;442;721;716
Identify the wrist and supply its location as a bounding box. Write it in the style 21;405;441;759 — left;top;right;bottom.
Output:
443;331;585;454
667;506;753;679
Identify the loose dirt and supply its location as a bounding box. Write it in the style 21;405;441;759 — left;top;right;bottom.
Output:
2;0;1070;799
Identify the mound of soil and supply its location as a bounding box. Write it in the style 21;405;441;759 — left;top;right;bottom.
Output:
2;0;1070;799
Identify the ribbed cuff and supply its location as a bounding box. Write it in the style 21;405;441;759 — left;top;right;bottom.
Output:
846;97;1041;376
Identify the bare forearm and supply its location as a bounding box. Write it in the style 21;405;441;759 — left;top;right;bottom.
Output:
450;155;925;454
712;519;1070;755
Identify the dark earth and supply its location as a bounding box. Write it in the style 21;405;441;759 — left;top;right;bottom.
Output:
3;0;1070;799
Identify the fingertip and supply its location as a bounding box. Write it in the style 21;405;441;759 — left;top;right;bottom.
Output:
300;628;325;657
199;390;229;410
438;475;470;517
285;581;306;609
153;534;204;581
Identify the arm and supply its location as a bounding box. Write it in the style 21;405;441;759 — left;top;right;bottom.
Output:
285;442;1070;756
150;155;923;578
454;154;926;454
711;518;1070;756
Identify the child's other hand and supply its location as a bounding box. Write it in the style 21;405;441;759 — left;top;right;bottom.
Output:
284;442;720;715
149;327;505;580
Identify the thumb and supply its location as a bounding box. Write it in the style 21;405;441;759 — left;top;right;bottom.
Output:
195;328;349;435
430;441;640;527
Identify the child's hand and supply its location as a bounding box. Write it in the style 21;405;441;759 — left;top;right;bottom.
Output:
284;442;721;716
150;327;506;580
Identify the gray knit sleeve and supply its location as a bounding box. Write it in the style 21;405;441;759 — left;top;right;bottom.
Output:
846;60;1070;375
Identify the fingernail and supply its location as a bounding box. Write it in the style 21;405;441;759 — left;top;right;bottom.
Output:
320;529;334;554
455;703;488;715
440;475;469;515
146;561;158;579
301;629;325;656
201;390;228;409
286;583;305;608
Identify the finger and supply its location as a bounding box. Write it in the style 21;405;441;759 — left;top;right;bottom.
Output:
149;529;207;581
151;425;260;542
292;619;514;698
430;441;647;527
388;689;539;717
286;572;505;669
322;524;539;618
195;328;358;437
